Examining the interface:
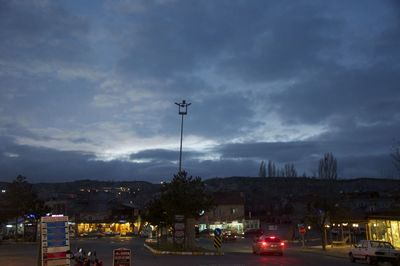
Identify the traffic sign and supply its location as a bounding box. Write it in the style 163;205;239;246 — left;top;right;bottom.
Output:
174;222;185;231
113;248;131;266
213;234;222;249
41;216;70;266
214;228;222;236
298;224;306;234
174;215;185;245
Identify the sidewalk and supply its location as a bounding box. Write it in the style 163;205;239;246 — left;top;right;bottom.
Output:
293;244;350;259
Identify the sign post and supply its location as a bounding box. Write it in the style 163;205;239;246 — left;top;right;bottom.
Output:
213;228;222;254
174;215;185;246
298;224;306;247
40;215;70;266
113;248;131;266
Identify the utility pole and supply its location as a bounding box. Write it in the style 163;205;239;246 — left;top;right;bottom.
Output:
175;100;191;173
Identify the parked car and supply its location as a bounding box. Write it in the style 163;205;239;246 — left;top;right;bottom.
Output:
252;235;285;256
349;240;400;265
198;229;213;237
244;228;264;238
222;231;237;242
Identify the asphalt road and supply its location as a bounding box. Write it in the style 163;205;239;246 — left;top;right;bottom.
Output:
0;237;358;266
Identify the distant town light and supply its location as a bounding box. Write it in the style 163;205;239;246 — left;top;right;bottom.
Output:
1;189;6;193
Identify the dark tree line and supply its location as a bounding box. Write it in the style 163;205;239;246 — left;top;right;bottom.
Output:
0;175;49;241
259;160;297;178
259;152;338;179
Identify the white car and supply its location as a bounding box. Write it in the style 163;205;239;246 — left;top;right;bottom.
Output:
349;240;400;265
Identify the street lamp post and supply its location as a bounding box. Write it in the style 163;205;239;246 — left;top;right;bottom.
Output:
175;100;191;173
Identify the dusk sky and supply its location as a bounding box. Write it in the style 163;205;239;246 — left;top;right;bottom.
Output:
1;0;399;183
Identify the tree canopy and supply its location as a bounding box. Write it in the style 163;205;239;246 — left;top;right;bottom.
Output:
1;175;49;222
318;152;338;179
146;171;213;227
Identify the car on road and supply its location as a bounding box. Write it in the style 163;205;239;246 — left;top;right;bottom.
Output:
252;235;285;256
349;240;400;265
222;231;238;242
244;228;264;238
198;228;213;238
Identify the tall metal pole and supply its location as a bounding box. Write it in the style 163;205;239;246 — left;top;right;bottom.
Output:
179;113;184;172
175;100;191;173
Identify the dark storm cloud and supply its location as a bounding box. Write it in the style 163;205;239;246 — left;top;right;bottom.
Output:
0;136;256;182
0;0;399;182
115;1;342;82
186;158;260;179
270;65;400;125
116;0;260;78
186;93;259;139
0;1;90;62
129;149;203;162
216;137;398;178
217;142;318;162
0;136;176;182
218;3;342;82
216;140;389;163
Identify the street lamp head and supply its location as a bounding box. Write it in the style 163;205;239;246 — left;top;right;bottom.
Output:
175;100;191;115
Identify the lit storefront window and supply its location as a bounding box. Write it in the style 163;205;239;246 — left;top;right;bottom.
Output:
208;221;244;234
77;222;134;236
369;219;400;248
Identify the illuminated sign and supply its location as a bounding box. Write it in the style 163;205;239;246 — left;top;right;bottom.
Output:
41;216;70;266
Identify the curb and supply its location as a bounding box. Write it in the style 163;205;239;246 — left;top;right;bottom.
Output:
296;247;348;259
144;243;224;256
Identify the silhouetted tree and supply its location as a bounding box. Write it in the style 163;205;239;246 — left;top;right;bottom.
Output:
278;168;285;177
305;197;332;251
259;161;266;178
284;163;297;177
2;175;48;241
267;160;276;177
146;171;213;249
318;153;338;179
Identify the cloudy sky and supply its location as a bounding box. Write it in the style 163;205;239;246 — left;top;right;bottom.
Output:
0;0;399;183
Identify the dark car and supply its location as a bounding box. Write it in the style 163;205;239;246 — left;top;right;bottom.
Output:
198;228;213;238
222;231;238;242
244;228;264;238
252;235;285;256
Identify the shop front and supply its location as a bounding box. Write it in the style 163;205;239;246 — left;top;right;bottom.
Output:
77;220;139;237
368;217;400;248
201;220;244;235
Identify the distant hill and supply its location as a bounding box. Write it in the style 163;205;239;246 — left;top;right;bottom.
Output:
3;176;400;204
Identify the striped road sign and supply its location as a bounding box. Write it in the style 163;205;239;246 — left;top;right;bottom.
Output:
213;235;222;249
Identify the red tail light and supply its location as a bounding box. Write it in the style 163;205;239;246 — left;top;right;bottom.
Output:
262;241;267;246
280;242;285;246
